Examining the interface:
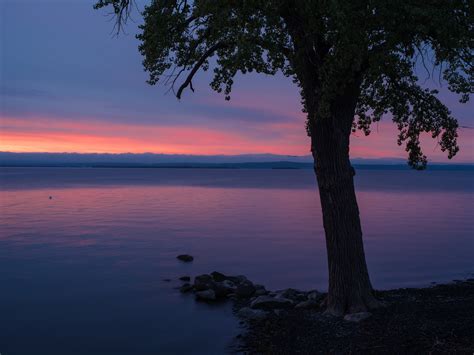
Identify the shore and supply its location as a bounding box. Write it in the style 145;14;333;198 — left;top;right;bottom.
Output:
237;280;474;353
173;262;473;353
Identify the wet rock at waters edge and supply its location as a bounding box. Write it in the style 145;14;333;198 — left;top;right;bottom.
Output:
194;274;215;291
237;307;267;320
235;281;256;298
177;254;194;262
211;271;227;282
180;283;194;293
213;282;234;298
179;276;191;282
221;279;237;290
195;289;216;301
193;274;233;299
343;312;372;322
227;275;248;284
295;299;320;309
250;295;294;310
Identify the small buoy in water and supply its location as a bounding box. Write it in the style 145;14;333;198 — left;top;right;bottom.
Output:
49;196;52;200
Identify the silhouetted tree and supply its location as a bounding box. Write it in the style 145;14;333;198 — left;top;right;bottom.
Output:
95;0;472;315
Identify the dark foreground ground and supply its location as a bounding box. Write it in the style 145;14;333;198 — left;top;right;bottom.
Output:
238;280;474;354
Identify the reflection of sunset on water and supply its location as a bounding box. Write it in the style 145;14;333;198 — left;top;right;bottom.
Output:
1;169;472;289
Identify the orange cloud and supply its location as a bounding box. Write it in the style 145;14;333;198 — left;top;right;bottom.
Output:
0;115;308;155
1;115;473;162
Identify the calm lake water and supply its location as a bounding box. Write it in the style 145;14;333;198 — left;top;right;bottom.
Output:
1;167;473;354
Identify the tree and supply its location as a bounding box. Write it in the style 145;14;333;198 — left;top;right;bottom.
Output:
95;0;473;315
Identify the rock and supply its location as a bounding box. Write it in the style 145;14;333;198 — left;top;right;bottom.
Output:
215;280;237;297
237;307;267;320
275;288;307;302
213;282;233;298
180;283;193;293
227;275;248;284
307;291;322;301
195;289;216;301
251;295;294;310
235;281;256;298
177;254;194;262
254;284;267;296
220;279;236;290
295;299;319;309
194;274;214;291
179;276;191;282
211;271;227;282
344;312;372;322
194;275;233;298
273;309;289;317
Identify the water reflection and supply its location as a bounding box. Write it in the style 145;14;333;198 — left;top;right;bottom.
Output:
0;168;473;354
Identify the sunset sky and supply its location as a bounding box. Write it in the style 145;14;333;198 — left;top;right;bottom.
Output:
1;0;473;162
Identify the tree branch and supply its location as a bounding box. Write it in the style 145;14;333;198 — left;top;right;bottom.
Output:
176;42;227;99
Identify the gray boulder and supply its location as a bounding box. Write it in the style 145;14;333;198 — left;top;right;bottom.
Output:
213;282;233;298
211;271;227;282
195;289;216;301
344;312;372;322
194;274;234;298
295;299;319;309
235;281;256;298
250;295;294;310
220;279;237;291
275;288;307;302
194;274;214;291
227;275;248;284
254;284;267;296
307;291;323;301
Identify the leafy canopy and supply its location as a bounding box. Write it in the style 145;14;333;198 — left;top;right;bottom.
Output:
95;0;472;168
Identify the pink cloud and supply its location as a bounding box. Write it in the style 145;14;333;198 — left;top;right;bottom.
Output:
1;114;472;162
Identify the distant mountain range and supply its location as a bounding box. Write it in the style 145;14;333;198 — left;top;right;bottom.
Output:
0;152;472;170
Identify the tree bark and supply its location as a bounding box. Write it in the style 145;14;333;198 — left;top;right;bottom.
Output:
309;87;380;316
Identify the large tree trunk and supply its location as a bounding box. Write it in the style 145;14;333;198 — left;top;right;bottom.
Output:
310;88;380;316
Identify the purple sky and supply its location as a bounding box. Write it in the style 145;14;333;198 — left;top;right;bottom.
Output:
1;0;473;162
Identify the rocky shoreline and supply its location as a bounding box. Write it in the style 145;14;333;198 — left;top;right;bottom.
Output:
237;279;474;353
180;271;326;317
173;256;474;353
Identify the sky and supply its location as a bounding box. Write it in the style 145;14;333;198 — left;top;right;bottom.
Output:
0;0;473;162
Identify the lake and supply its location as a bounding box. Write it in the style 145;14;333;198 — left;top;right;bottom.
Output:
0;167;473;354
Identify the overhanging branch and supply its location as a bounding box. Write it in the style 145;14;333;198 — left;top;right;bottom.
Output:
176;42;227;99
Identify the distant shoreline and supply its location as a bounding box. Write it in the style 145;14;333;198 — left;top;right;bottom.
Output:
1;163;473;170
